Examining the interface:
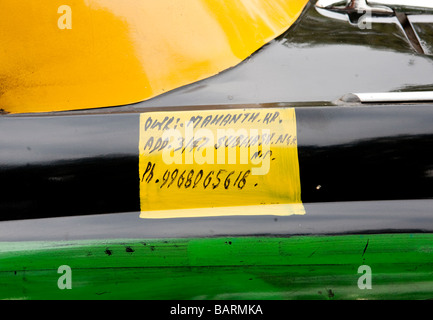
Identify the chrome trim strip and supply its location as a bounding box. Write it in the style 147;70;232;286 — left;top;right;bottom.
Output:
407;15;433;23
342;91;433;103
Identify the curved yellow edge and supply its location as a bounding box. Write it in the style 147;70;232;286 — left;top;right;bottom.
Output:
0;0;309;114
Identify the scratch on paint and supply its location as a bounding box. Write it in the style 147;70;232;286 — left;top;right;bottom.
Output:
362;239;369;257
308;250;317;258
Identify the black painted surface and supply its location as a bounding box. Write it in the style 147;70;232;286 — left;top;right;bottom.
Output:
0;104;433;221
0;114;140;220
296;105;433;203
1;0;433;233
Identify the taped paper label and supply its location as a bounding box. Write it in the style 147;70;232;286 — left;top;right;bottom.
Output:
139;107;304;218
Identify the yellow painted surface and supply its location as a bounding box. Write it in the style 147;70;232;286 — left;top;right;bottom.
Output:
0;0;309;114
139;107;304;218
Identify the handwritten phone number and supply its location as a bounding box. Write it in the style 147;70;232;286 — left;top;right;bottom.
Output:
142;162;251;190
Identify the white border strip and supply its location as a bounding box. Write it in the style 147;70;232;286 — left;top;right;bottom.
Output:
350;91;433;103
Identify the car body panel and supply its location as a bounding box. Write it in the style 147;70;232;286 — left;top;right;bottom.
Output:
0;0;308;114
1;1;433;300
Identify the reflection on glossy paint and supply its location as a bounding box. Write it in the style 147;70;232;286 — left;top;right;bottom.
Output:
136;4;433;109
0;0;309;114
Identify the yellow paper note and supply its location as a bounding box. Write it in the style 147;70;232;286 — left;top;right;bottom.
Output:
139;107;304;218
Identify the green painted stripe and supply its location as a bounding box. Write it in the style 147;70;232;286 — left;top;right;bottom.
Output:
0;234;432;300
